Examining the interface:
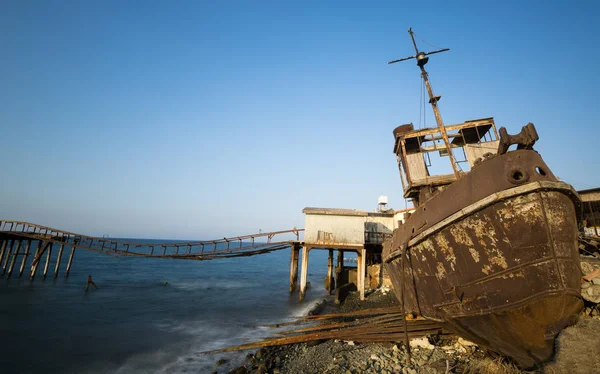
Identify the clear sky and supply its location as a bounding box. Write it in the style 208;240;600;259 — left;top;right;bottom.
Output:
1;1;598;239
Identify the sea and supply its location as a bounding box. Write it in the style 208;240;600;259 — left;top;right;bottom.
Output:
0;239;347;373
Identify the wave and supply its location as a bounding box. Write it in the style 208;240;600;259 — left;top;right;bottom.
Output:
105;294;329;373
167;279;259;292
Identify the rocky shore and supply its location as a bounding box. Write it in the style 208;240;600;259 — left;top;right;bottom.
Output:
219;286;600;374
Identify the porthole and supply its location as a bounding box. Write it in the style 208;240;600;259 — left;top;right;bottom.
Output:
535;166;547;176
507;168;530;185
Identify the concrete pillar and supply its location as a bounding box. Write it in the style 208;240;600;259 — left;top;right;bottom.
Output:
299;246;310;301
7;240;22;279
336;249;343;269
43;243;53;279
358;247;366;301
0;240;10;268
326;249;334;294
54;243;65;279
289;243;300;293
19;240;32;277
65;245;76;277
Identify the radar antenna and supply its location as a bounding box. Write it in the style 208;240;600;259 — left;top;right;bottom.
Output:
388;28;459;178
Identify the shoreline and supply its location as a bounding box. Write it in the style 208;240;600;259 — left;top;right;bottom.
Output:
219;286;600;374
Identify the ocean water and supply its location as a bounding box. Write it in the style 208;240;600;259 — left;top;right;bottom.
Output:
0;240;340;373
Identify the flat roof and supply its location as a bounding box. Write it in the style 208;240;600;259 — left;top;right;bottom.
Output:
302;207;394;217
578;187;600;195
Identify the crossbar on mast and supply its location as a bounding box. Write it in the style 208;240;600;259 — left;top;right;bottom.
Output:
388;28;460;178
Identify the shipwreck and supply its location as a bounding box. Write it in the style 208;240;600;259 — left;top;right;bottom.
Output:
382;28;583;368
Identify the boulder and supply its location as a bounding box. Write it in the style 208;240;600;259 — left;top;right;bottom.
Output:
584;284;600;303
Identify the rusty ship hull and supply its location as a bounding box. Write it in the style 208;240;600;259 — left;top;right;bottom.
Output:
382;149;583;368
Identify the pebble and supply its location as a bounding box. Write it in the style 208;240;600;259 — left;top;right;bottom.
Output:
457;337;476;347
410;336;434;350
584;285;600;303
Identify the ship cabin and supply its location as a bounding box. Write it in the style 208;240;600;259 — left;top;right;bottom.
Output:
393;117;499;206
578;187;600;237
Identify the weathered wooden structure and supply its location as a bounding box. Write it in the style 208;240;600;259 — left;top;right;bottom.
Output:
0;220;302;280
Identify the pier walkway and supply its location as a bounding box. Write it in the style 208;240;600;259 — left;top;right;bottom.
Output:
0;220;302;280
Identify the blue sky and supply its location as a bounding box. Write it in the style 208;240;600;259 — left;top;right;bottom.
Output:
1;1;598;239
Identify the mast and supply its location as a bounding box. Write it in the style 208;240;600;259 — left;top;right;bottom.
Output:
388;28;460;178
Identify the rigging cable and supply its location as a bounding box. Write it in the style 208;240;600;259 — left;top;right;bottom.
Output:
413;31;445;50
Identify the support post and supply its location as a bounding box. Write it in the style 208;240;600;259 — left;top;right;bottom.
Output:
326;249;334;294
7;240;22;279
65;245;76;277
299;246;310;301
30;240;45;280
43;243;53;279
2;240;15;275
19;239;32;277
336;249;343;269
335;249;344;292
289;243;300;293
54;243;65;279
358;247;366;301
0;240;10;268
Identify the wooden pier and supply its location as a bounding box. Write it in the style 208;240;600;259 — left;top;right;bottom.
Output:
2;204;404;306
0;220;303;281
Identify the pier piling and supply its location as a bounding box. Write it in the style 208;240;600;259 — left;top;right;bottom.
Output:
18;239;31;277
358;248;366;301
65;245;76;277
43;243;53;279
54;243;65;279
336;249;343;269
334;249;344;293
7;240;22;279
326;249;334;294
2;240;15;275
299;246;310;301
0;240;7;266
29;241;45;280
289;243;300;293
